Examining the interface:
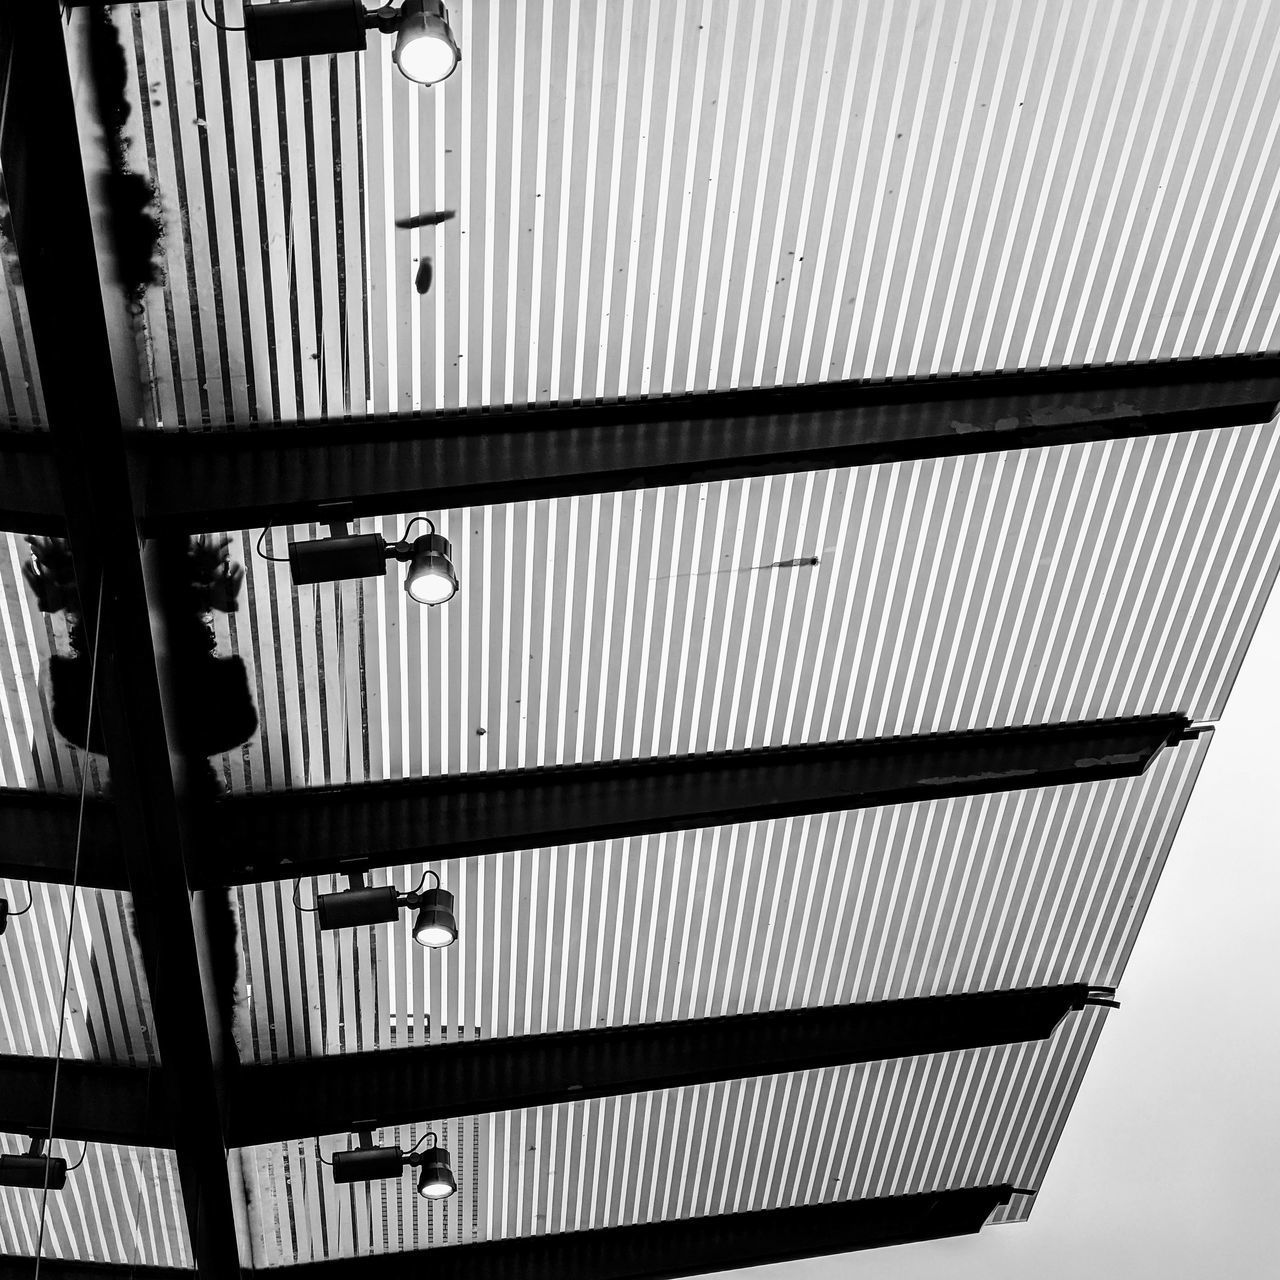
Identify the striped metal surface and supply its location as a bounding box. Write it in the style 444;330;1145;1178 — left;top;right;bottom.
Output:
0;877;155;1064
239;1007;1106;1265
233;735;1205;1062
0;160;45;428
0;530;103;793
213;425;1280;790
0;1132;191;1269
108;0;1280;427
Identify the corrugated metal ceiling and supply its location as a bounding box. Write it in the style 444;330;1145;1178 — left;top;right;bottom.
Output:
234;736;1205;1062
5;1;1280;1272
241;1009;1106;1265
0;1131;191;1269
215;427;1279;791
106;0;1280;426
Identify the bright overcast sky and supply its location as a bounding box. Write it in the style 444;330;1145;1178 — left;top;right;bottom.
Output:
708;566;1280;1280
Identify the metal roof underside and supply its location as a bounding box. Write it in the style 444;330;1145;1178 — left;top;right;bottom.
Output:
2;1;1280;1277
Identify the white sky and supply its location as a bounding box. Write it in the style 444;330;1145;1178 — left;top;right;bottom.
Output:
707;582;1280;1280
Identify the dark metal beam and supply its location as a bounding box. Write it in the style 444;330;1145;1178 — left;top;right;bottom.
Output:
4;715;1189;891
0;1261;187;1280
0;986;1100;1148
273;1187;1014;1280
0;1057;168;1147
0;431;63;534
0;6;241;1276
0;790;127;890
0;1187;1011;1280
232;985;1097;1146
135;354;1280;533
206;714;1188;888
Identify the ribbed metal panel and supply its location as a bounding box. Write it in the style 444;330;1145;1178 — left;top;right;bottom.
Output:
240;1008;1104;1264
0;1133;191;1269
0;531;104;793
213;426;1280;790
233;735;1203;1062
0;163;45;428
0;878;155;1064
115;0;1280;427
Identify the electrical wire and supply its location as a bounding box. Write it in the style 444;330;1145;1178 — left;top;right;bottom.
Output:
314;1138;334;1167
407;1128;439;1155
406;867;439;898
398;516;436;545
200;0;245;33
34;573;103;1278
64;1142;89;1172
293;878;320;912
256;526;289;563
5;880;35;917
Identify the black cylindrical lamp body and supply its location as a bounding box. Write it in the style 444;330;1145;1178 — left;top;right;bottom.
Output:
289;533;389;585
0;1154;68;1190
317;885;402;931
245;0;369;60
331;1146;406;1184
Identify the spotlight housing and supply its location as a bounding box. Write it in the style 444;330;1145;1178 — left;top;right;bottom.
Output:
411;887;457;949
287;519;457;606
314;870;457;948
403;532;459;605
415;1144;457;1199
327;1133;457;1200
392;0;461;86
0;1142;67;1191
0;898;7;937
332;1145;407;1184
244;1;461;86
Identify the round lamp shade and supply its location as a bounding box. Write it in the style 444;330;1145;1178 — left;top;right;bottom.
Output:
412;887;458;948
404;532;458;606
393;0;460;86
416;1146;457;1199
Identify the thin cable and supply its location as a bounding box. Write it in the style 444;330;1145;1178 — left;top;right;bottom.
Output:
34;577;103;1277
200;0;246;33
407;1128;439;1155
398;516;436;545
256;526;289;563
6;880;35;917
293;878;320;913
405;867;439;899
64;1142;89;1172
314;1138;334;1167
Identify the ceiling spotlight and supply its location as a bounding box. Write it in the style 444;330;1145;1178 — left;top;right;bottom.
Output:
392;0;461;85
0;1139;68;1191
411;886;457;948
415;1143;457;1199
404;532;459;606
242;0;460;87
287;517;457;606
313;869;456;948
329;1130;457;1200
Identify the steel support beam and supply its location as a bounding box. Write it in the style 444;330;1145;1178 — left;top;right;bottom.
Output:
0;432;63;534
0;6;241;1276
0;1057;168;1147
134;354;1280;533
0;1262;187;1280
0;986;1101;1148
4;715;1190;890
0;1188;1011;1280
0;790;127;890
206;714;1188;887
271;1187;1014;1280
231;984;1098;1145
